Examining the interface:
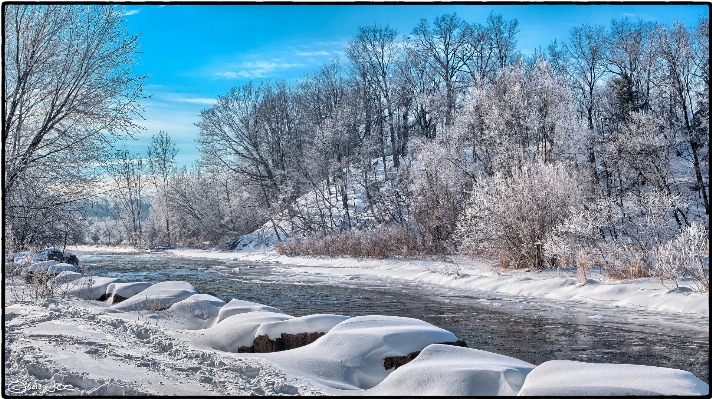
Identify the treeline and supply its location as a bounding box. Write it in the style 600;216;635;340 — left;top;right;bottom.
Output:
5;6;708;288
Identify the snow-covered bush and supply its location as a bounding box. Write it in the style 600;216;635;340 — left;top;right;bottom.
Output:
653;222;709;291
545;190;692;282
407;139;469;255
458;162;582;269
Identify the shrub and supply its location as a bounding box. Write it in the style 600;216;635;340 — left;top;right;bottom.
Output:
458;162;582;270
653;222;709;291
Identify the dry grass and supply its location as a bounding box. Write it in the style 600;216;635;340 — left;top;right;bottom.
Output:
276;224;453;260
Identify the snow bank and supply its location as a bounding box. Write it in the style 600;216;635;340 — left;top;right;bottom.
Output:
517;360;709;396
5;270;710;396
162;294;226;330
103;282;153;302
108;281;198;312
192;311;294;352
47;263;78;275
267;315;458;390
49;271;83;284
363;344;535;396
255;314;350;339
66;276;121;300
179;247;708;319
216;298;285;323
27;260;59;273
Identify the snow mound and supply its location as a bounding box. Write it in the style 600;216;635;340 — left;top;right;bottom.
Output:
365;344;534;396
32;248;62;262
49;271;83;284
27;260;59;273
104;282;153;303
517;360;710;396
162;294;226;330
268;315;458;390
47;263;78;275
108;281;198;312
216;298;285;324
8;252;31;263
255;314;350;339
194;311;294;352
67;277;121;300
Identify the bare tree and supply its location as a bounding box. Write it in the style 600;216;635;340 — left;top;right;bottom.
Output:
106;149;147;247
346;24;402;167
147;131;178;246
3;4;145;250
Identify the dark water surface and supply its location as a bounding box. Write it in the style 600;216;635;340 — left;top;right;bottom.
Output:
81;252;709;383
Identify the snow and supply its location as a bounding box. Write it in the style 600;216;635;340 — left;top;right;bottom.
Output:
103;282;153;302
517;360;709;396
265;315;459;390
27;260;59;273
47;263;78;275
216;298;285;323
160;247;708;321
255;314;350;339
5;246;709;395
65;276;121;300
108;281;198;312
361;344;535;396
189;311;295;352
162;294;226;330
49;271;83;284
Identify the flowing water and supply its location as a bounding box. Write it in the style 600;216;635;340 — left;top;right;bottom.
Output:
80;251;709;383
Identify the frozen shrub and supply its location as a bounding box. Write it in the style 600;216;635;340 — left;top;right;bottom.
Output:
407;139;469;255
653;222;709;291
458;162;582;270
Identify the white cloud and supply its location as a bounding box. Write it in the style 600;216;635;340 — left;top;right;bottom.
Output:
296;50;330;57
123;9;140;16
214;61;304;80
175;97;217;105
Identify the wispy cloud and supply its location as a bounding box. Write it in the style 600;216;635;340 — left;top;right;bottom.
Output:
296;50;331;57
214;61;304;79
621;12;655;20
174;97;217;105
123;9;140;16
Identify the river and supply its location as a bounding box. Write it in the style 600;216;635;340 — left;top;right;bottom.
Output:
80;251;709;383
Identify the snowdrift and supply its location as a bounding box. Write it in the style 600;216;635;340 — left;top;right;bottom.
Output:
19;274;703;396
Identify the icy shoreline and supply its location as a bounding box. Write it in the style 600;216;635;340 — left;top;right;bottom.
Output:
4;246;707;396
73;245;709;320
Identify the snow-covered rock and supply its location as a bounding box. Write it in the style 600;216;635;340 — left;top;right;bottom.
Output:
103;282;153;303
162;294;226;330
31;248;64;262
66;276;122;300
27;260;59;273
193;311;294;352
255;314;350;340
363;344;535;396
267;315;459;390
8;252;30;263
517;360;709;396
109;281;198;312
49;271;83;284
216;298;285;323
47;263;78;275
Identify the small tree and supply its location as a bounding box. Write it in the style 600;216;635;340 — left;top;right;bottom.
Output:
147;131;178;246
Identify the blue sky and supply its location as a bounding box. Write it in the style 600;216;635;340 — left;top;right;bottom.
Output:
118;3;709;167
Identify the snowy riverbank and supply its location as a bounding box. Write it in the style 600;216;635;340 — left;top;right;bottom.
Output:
4;246;707;396
74;245;708;320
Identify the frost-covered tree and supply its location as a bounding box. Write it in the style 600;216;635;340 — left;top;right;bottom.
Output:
147;131;178;246
3;4;145;251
